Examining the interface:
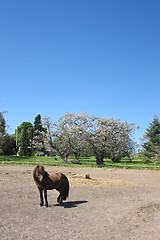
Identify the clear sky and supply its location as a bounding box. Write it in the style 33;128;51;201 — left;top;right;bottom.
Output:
0;0;160;144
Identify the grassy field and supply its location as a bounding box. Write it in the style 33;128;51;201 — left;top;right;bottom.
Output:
0;155;160;170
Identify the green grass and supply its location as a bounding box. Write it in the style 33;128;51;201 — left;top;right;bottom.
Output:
0;155;160;170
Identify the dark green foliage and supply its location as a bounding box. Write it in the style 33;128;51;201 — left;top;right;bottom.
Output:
0;112;6;136
17;122;33;156
32;114;46;155
0;134;16;155
16;115;45;156
33;114;44;133
0;112;16;155
143;116;160;161
146;116;160;144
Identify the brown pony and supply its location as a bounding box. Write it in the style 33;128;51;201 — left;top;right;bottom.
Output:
33;164;69;207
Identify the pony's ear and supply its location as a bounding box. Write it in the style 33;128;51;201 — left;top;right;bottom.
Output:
36;164;40;169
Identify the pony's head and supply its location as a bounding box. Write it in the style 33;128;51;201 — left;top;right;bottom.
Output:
34;164;45;182
36;164;45;175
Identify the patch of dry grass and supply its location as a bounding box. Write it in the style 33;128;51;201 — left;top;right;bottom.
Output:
68;173;132;187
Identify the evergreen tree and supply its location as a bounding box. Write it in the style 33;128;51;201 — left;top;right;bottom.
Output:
34;114;44;133
32;114;46;155
146;116;160;144
143;116;160;160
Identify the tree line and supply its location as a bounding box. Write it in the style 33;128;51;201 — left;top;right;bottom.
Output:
0;112;160;164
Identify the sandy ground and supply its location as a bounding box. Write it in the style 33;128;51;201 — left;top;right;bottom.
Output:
1;165;160;240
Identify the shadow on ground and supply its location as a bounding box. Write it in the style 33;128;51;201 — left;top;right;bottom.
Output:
52;200;88;208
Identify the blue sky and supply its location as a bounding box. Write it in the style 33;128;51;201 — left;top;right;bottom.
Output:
0;0;160;144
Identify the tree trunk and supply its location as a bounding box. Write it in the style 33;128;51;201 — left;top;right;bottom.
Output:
95;153;104;165
49;143;69;163
126;153;132;162
73;152;80;162
60;153;69;163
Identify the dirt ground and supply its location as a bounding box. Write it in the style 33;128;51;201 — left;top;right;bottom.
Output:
1;165;160;240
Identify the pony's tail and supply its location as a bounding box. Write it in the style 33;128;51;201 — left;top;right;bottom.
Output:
63;176;69;200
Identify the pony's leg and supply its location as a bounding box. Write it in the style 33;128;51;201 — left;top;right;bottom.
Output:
57;193;62;203
39;188;44;206
44;189;48;207
57;194;60;203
